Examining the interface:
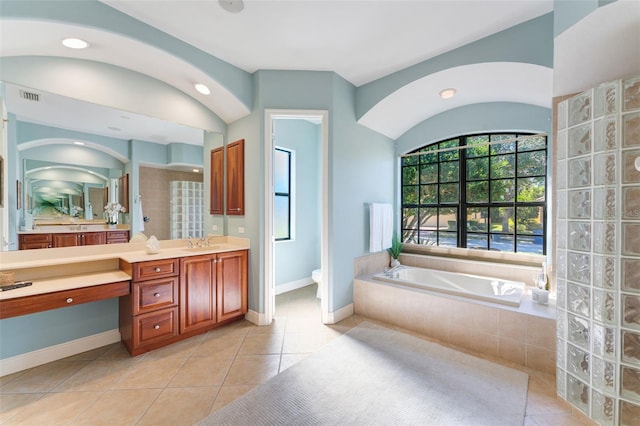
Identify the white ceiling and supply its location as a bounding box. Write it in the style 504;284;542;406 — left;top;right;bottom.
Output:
1;0;556;143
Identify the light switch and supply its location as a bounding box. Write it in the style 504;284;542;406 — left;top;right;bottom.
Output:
238;227;245;234
212;225;218;231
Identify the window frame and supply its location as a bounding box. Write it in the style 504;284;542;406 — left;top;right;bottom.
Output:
274;147;294;242
401;133;547;255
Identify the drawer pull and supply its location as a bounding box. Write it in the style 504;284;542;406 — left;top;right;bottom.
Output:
66;298;73;303
154;292;161;298
154;267;161;273
154;324;160;330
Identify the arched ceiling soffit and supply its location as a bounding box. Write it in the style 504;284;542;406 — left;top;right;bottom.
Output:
358;62;553;140
0;19;250;127
18;138;128;166
554;0;640;96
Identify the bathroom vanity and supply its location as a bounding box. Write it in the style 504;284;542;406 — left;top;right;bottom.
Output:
0;237;249;358
18;225;130;249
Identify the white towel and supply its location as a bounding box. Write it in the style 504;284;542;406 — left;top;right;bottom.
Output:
136;197;145;232
369;203;393;252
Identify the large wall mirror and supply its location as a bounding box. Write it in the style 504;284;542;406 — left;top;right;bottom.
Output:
3;81;217;241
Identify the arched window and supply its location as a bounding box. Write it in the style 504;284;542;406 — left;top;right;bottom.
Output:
401;133;547;254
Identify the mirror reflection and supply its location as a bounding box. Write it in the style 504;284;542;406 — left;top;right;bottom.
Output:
3;81;209;242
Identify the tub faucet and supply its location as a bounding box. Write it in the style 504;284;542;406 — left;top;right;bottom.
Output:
384;265;405;278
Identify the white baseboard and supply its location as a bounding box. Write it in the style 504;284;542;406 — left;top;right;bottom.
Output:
245;309;270;326
275;277;315;295
325;303;354;324
0;329;121;377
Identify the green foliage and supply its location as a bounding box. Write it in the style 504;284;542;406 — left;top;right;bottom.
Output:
387;235;403;259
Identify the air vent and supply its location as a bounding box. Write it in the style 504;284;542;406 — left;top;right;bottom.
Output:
19;90;40;102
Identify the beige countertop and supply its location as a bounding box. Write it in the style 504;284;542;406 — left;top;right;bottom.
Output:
0;236;250;300
0;270;131;300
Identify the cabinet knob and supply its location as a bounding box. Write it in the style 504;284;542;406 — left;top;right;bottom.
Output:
154;324;160;330
154;292;160;298
154;267;161;273
66;298;73;303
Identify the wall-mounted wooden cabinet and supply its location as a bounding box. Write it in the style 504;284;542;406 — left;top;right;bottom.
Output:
210;139;244;216
226;139;245;216
118;173;129;212
210;147;224;215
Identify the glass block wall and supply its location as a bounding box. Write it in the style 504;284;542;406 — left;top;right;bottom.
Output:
556;75;640;425
170;180;204;239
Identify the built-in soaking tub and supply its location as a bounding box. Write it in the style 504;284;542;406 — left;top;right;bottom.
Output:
373;266;524;307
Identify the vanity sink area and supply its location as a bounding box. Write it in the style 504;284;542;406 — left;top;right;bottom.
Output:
0;236;250;362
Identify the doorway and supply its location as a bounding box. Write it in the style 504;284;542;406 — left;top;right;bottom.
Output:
264;110;329;325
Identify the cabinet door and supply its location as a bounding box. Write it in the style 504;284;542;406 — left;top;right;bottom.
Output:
210;147;224;215
226;139;244;215
217;250;248;322
19;234;52;250
82;232;106;246
179;255;216;334
53;233;80;247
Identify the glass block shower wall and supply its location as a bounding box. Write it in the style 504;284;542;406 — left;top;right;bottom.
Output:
555;75;640;425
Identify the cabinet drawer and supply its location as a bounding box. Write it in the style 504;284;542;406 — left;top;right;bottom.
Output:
0;281;130;320
133;259;179;281
133;277;178;315
134;307;178;348
107;231;129;244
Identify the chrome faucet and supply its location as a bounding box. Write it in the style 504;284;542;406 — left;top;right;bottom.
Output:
384;265;405;278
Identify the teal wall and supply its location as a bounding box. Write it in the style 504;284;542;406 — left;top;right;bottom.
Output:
0;299;118;359
273;119;321;287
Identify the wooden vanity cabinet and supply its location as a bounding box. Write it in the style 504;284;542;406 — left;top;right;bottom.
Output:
19;233;52;250
119;258;180;355
179;249;248;333
19;230;128;249
120;250;248;356
107;230;130;244
53;231;106;247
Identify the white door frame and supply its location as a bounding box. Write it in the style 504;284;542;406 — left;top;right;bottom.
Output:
264;109;330;324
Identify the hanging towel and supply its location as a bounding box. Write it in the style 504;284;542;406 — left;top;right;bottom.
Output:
136;197;145;232
369;203;393;252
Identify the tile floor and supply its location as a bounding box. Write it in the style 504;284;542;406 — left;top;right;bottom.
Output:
1;284;593;425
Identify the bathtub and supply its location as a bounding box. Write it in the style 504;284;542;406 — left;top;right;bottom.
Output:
373;266;524;307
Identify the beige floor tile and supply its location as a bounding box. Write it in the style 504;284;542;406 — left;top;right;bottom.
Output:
247;318;286;334
191;331;245;357
137;386;218;426
238;333;284;355
53;359;136;392
210;385;256;412
168;356;233;387
61;345;112;362
0;361;90;393
111;357;187;389
524;413;593;425
0;392;46;422
144;334;205;359
279;353;310;373
525;375;573;416
282;331;327;353
223;354;280;386
70;388;161;425
96;342;137;360
4;391;101;425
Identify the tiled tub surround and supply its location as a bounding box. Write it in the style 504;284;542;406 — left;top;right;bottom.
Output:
353;253;556;374
555;76;640;425
354;276;556;374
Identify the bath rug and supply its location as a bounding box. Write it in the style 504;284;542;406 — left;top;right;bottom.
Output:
198;321;529;426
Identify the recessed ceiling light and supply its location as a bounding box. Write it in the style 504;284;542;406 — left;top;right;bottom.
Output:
62;38;89;49
219;0;244;13
195;83;211;95
73;141;85;145
192;169;200;173
439;88;456;99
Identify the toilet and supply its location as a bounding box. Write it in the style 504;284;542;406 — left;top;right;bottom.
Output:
312;269;322;298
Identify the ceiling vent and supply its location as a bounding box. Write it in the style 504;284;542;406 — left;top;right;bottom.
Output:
20;90;40;102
